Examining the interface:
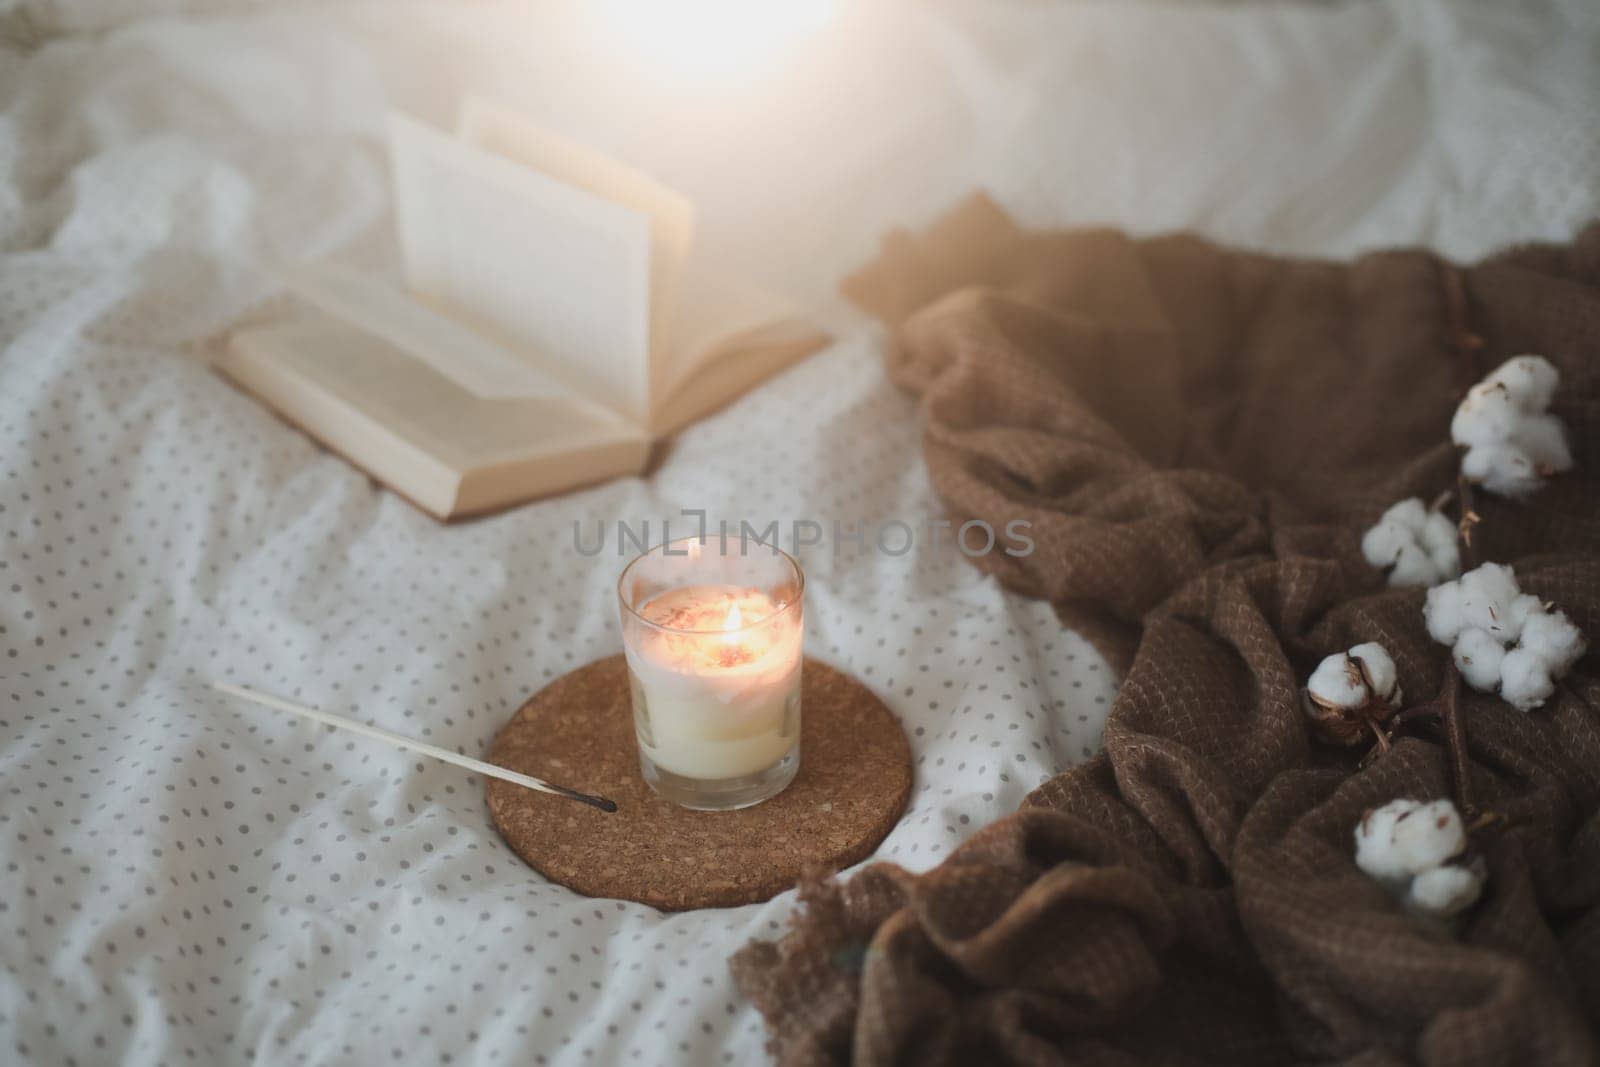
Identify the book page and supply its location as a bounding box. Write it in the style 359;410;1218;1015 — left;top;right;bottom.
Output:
651;324;829;439
283;262;583;401
458;97;695;389
223;312;651;516
389;113;653;425
659;257;806;400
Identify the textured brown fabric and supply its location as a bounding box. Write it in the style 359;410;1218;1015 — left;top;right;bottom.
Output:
731;196;1600;1065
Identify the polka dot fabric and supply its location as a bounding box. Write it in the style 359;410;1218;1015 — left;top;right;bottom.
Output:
0;326;1115;1065
4;1;1599;1064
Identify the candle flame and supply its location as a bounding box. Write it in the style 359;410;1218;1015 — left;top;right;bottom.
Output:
719;601;745;658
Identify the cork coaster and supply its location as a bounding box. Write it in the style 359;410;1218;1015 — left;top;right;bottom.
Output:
485;655;912;911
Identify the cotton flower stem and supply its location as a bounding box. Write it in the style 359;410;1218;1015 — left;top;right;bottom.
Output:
1437;665;1479;823
1391;704;1438;729
1456;471;1482;568
1378;666;1478;822
1358;719;1393;769
1465;811;1503;835
1369;720;1391;752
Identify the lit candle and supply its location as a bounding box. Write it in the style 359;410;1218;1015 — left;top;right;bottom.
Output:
618;541;804;809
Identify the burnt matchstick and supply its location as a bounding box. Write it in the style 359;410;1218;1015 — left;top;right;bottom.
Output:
211;681;617;813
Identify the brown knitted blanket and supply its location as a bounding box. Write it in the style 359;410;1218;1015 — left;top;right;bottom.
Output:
731;197;1600;1065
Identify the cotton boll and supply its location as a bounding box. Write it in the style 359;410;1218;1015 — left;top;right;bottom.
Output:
1510;413;1573;474
1521;609;1587;675
1454;356;1571;497
1462;442;1543;497
1426;539;1460;580
1385;498;1428;531
1361;516;1413;569
1356;799;1487;922
1388;543;1439;588
1348;642;1399;704
1418;511;1459;575
1450;382;1521;448
1457;563;1521;637
1356;798;1465;883
1408;864;1484;919
1500;647;1555;711
1485;354;1559;412
1500;593;1543;644
1304;642;1403;746
1418;512;1457;556
1307;652;1367;709
1453;627;1506;692
1425;580;1466;645
1362;499;1458;587
1388;799;1467;874
1430;564;1586;710
1354;799;1423;883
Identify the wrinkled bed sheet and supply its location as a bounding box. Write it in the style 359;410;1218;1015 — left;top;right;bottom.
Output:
1;1;1597;1063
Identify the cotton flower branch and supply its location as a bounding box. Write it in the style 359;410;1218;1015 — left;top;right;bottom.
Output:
1354;797;1486;920
1451;354;1572;497
1361;497;1460;587
1423;562;1587;711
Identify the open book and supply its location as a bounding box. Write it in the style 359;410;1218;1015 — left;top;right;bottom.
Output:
220;98;826;519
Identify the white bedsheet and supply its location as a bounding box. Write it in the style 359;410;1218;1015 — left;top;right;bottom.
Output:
2;1;1597;1063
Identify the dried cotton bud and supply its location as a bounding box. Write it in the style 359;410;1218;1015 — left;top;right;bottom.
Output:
1304;642;1402;745
1361;498;1460;587
1451;355;1572;497
1423;562;1588;711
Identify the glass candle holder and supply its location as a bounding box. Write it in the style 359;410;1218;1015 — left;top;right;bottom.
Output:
617;537;804;810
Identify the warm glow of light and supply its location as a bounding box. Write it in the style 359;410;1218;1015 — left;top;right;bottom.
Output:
593;0;837;83
722;603;743;639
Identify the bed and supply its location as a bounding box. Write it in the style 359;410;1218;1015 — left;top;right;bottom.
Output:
1;0;1597;1062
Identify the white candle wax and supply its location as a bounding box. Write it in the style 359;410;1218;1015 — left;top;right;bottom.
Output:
624;584;801;780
